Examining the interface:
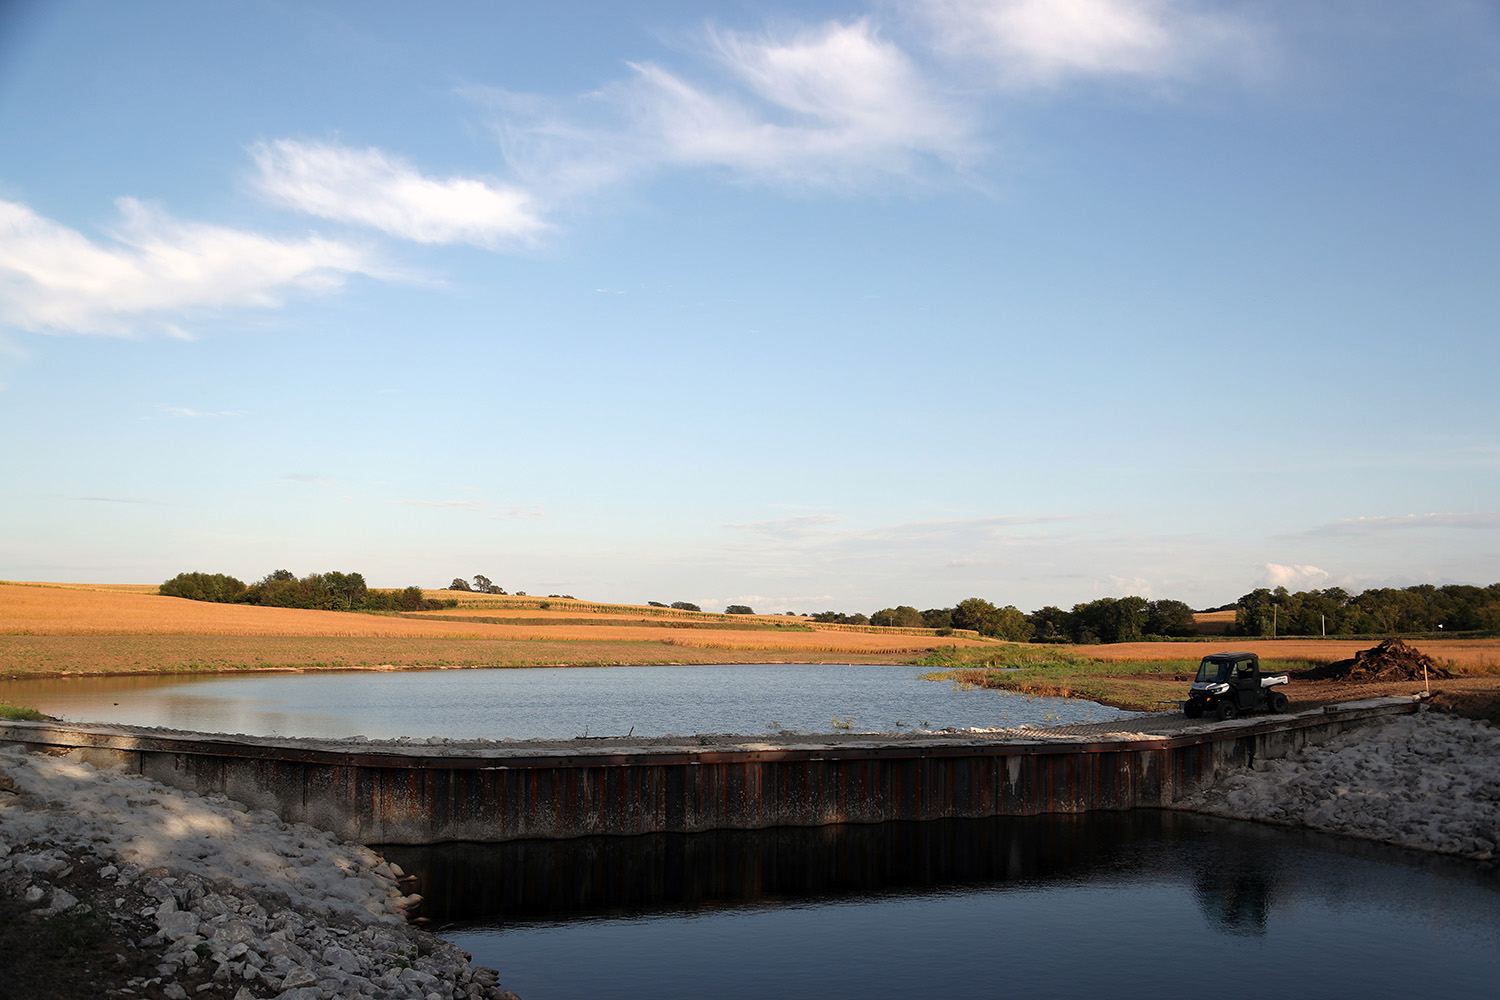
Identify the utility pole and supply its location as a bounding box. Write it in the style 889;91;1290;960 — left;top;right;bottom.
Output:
1272;603;1278;639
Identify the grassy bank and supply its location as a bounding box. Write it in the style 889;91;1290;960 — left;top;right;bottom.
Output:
915;644;1318;713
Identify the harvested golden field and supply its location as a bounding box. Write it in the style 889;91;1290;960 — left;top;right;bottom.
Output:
3;580;161;595
0;583;978;678
0;634;917;678
1189;609;1236;634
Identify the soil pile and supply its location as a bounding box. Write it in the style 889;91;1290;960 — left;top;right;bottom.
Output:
1306;638;1452;683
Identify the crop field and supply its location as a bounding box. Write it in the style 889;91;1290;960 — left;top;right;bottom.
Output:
0;583;980;678
6;583;1496;722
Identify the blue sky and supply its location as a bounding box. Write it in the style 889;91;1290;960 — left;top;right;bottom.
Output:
2;0;1497;614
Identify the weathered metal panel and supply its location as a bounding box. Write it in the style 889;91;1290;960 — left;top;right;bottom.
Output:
0;700;1419;843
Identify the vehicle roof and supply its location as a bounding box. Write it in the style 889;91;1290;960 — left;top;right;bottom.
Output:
1201;651;1259;662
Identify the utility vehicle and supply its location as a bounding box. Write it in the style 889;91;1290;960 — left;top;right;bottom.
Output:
1184;652;1290;721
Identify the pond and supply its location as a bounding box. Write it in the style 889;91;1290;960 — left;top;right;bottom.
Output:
382;811;1500;1000
0;663;1135;739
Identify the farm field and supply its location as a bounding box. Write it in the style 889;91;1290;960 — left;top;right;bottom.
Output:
4;581;1497;721
0;582;979;678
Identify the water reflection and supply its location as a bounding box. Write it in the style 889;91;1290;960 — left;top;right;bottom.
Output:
383;813;1500;1000
384;811;1429;934
1192;848;1274;936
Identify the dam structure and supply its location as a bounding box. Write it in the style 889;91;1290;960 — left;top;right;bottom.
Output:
0;698;1418;845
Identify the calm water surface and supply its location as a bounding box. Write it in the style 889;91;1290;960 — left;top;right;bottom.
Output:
0;663;1134;739
384;811;1500;1000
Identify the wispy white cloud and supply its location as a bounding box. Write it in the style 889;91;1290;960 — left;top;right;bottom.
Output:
251;139;548;247
1305;511;1500;536
0;197;377;336
280;473;337;487
1261;563;1330;589
1107;574;1154;596
482;4;1261;198
655;19;974;180
914;0;1262;88
483;18;977;195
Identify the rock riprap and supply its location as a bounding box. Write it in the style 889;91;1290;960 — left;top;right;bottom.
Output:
1175;708;1500;859
0;745;520;1000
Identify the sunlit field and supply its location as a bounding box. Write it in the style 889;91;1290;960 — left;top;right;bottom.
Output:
0;582;983;677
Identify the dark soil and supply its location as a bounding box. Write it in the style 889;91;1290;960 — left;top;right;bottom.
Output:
1302;638;1453;683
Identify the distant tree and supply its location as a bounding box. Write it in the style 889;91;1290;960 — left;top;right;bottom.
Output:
670;601;701;611
264;569;295;583
322;571;367;610
473;574;493;593
784;611;797;616
951;597;998;634
921;608;953;630
725;604;755;615
160;572;246;603
449;578;471;591
1145;599;1196;638
871;606;924;628
1069;596;1149;643
990;605;1033;641
1027;606;1070;643
648;601;667;608
397;585;428;612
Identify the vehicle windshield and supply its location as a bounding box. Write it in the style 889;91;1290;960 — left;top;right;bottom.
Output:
1195;659;1232;683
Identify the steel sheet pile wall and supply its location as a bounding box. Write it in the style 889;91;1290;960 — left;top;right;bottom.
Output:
0;700;1417;844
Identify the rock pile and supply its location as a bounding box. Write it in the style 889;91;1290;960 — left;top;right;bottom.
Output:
1174;708;1500;859
0;745;521;1000
1308;638;1452;683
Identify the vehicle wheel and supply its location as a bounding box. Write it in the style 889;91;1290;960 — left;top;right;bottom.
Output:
1217;701;1239;722
1184;701;1203;719
1269;691;1289;714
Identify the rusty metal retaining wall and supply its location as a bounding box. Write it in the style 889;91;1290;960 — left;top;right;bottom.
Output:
0;700;1417;844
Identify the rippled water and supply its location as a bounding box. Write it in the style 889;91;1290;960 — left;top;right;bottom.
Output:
385;811;1500;1000
0;663;1134;739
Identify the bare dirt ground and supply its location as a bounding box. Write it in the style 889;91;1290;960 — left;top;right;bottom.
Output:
1076;636;1500;671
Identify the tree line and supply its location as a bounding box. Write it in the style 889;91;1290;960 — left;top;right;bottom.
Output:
160;570;454;612
829;597;1197;643
1231;583;1500;636
834;582;1500;642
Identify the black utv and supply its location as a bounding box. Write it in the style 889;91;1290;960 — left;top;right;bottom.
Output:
1184;652;1290;721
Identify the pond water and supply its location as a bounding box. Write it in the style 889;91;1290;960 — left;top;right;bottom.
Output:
383;811;1500;1000
0;663;1134;739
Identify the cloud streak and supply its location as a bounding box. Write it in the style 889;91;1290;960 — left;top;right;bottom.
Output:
1305;512;1500;536
484;2;1260;197
251;139;548;247
0;197;377;336
1262;563;1329;589
916;0;1259;89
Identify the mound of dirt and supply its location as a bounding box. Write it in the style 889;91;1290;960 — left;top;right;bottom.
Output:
1305;638;1453;683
